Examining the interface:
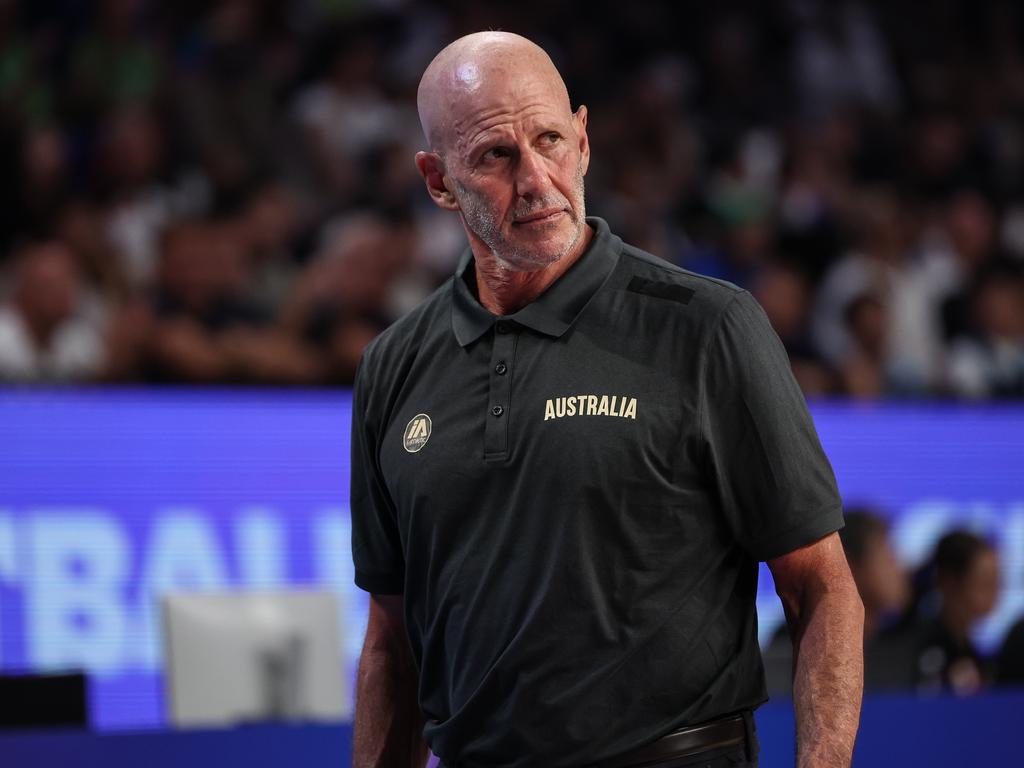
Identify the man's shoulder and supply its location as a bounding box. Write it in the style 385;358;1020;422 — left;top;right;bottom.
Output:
616;241;747;316
359;277;454;374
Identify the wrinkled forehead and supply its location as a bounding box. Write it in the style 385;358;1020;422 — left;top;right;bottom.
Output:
421;41;572;148
444;63;571;144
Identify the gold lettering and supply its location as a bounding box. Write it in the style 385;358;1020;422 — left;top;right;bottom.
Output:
543;393;639;420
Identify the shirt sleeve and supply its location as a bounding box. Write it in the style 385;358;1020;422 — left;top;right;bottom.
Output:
350;348;406;594
700;291;843;561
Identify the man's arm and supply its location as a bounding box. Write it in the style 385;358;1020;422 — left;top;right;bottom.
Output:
353;594;429;768
768;531;864;768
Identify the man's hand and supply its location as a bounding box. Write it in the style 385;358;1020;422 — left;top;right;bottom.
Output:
768;532;864;768
353;594;429;768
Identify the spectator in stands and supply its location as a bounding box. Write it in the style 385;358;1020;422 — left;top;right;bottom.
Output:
0;240;106;381
231;179;306;319
173;0;288;209
948;263;1024;398
996;616;1024;686
291;31;419;210
791;1;899;120
281;213;418;383
148;220;318;383
0;124;70;256
841;511;912;639
812;188;949;395
839;292;890;397
936;190;1000;342
0;1;1018;392
68;0;162;120
97;106;178;291
763;507;913;695
0;0;55;134
913;531;1001;695
56;199;132;303
753;262;835;394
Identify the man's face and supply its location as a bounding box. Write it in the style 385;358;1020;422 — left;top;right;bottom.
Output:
441;71;589;271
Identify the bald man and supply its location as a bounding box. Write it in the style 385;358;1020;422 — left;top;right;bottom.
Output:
350;32;863;768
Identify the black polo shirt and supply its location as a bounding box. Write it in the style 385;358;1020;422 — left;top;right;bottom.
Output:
350;217;842;766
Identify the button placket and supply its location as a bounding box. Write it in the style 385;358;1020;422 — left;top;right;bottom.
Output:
484;323;517;460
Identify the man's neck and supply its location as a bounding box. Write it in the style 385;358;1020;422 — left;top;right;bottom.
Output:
471;225;594;316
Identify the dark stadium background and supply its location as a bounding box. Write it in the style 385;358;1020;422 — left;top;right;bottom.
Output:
0;1;1022;766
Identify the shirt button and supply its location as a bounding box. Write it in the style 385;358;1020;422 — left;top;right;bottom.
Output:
491;405;504;417
495;322;509;334
495;362;508;375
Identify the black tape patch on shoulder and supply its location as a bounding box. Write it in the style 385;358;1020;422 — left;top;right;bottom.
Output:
626;276;695;305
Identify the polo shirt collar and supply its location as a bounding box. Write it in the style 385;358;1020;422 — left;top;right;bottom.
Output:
451;216;621;347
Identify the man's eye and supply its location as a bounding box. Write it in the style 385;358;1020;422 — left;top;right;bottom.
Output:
541;133;562;144
483;147;511;161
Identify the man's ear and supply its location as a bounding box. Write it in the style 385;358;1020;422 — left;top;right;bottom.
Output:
574;105;591;176
415;151;460;211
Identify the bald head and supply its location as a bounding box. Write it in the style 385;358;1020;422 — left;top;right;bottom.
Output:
413;32;591;274
417;32;571;154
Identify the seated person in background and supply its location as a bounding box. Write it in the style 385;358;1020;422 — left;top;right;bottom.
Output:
947;262;1024;399
280;213;415;383
841;510;912;638
764;507;913;695
996;616;1024;685
912;530;1001;695
149;220;320;383
840;510;918;689
0;240;106;382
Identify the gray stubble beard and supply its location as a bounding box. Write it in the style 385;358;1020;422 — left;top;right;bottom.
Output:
453;163;587;273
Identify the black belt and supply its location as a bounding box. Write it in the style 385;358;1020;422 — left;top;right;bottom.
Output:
594;714;748;768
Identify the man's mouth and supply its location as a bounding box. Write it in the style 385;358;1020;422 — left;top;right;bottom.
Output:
513;208;566;225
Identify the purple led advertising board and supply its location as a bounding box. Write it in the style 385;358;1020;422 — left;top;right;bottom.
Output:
0;389;1021;730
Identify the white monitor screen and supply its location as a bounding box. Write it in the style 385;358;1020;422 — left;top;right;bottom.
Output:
162;590;346;729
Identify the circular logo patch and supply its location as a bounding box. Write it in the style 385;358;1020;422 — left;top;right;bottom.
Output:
403;413;432;453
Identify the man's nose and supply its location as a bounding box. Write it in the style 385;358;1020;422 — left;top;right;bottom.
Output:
514;147;553;199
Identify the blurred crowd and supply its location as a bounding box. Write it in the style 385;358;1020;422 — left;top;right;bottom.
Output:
0;0;1022;393
764;509;1024;697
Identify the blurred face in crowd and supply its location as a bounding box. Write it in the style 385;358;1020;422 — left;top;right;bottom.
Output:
753;264;808;341
947;191;995;267
975;278;1024;341
941;547;1001;625
160;224;245;311
846;294;888;358
22;126;67;190
850;529;910;618
101;107;163;191
244;184;299;257
323;217;404;311
14;242;80;339
416;32;591;271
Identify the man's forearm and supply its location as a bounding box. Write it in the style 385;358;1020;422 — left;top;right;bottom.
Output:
352;641;428;768
790;583;864;768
